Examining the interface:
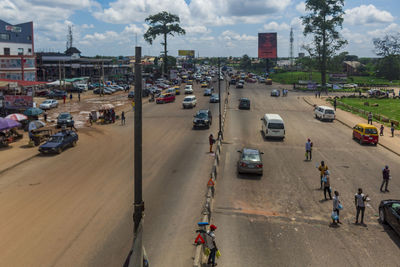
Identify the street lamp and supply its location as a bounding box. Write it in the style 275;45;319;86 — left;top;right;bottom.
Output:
218;58;223;140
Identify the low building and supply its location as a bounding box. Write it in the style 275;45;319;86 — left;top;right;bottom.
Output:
343;61;363;76
0;20;36;81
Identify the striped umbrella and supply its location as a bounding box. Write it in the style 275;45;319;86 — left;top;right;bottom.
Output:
5;113;28;122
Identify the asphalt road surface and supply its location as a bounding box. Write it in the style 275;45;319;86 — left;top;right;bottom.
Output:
0;80;225;266
212;82;400;266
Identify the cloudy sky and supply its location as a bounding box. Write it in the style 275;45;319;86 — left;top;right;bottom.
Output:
1;0;399;57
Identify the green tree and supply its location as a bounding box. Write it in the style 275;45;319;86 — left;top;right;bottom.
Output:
144;11;185;77
240;54;252;70
373;34;400;80
302;0;347;91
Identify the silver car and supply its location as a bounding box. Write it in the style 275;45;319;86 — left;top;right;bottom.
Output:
237;148;264;175
39;99;58;110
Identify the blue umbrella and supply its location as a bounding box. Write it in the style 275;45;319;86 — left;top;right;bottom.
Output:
0;117;21;131
24;107;43;116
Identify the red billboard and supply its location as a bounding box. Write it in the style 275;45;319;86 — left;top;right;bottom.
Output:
258;33;277;59
4;95;33;109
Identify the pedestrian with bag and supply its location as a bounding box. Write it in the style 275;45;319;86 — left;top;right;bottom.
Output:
318;161;329;189
305;138;313;161
209;134;215;153
333;98;337;111
206;224;219;267
355;188;368;225
332;191;341;225
322;170;332;200
380;124;384;136
380;165;391;192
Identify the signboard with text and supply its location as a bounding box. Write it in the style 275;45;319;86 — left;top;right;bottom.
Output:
5;25;22;33
4;95;33;109
178;50;195;57
258;33;277;59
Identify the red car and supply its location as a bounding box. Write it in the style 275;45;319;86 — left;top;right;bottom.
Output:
156;93;175;104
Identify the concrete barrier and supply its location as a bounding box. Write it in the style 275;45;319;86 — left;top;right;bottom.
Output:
193;85;229;267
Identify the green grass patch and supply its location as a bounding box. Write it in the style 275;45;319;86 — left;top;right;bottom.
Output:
270;72;324;84
338;98;400;127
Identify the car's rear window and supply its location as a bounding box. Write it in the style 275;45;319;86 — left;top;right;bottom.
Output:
242;153;261;162
365;128;377;134
268;123;284;129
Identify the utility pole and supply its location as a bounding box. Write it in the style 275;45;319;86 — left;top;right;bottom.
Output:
290;28;294;67
59;61;62;91
218;58;222;140
133;46;144;233
101;60;104;96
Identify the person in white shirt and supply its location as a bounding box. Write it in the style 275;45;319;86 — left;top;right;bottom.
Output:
355;188;368;225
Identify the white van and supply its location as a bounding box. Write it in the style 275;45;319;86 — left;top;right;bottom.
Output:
76;84;88;91
261;114;285;139
314;105;335;121
182;95;197;109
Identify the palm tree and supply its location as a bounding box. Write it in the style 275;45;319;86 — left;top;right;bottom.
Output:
144;11;186;77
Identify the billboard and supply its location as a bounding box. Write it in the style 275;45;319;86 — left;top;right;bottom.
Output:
4;95;33;109
178;50;195;57
258;33;277;59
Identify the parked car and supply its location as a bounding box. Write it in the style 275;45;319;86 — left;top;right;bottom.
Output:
204;88;212;96
239;98;250;110
201;82;208;88
237;148;264;175
210;93;220;103
184;85;194;94
93;88;113;95
156;93;175;104
128;91;135;99
36;90;49;97
39;99;58;110
182;95;197;109
57;112;74;128
48;90;67;99
259;77;266;83
193;109;212;129
229;79;237;85
271;89;280;97
352;123;378;145
314;105;335;121
379;199;400;236
39;130;78;154
165;88;176;95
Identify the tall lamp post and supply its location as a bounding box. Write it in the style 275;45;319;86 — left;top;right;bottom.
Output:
218;58;223;140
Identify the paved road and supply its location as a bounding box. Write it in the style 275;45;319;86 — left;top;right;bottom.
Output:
0;80;225;266
212;83;400;266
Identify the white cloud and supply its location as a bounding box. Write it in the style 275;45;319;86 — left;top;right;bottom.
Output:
367;23;400;37
345;5;394;26
221;30;257;41
81;24;95;29
184;25;211;35
263;21;290;31
295;2;306;14
123;24;144;35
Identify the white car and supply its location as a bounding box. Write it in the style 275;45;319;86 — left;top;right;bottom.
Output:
39;99;58;110
184;85;193;94
182;95;197;109
314;105;335;122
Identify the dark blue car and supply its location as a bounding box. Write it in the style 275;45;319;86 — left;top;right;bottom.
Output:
39;130;78;154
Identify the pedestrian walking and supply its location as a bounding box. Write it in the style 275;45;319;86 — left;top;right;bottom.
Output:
380;165;391;192
318;91;321;98
132;100;135;111
305;138;313;161
367;112;373;125
206;224;219;267
69;93;73;102
380;124;384;136
391;122;395;137
63;94;66;104
43;111;47;122
315;91;318;98
89;113;93;126
333;98;337;111
111;109;115;123
332;191;341;225
78;92;81;102
121;111;125;125
209;134;215;153
322;171;332;200
318;161;329;189
355;188;368;225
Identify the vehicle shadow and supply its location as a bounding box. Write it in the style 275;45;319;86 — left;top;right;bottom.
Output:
20;144;34;149
237;172;262;180
260;130;284;142
0;146;12;151
378;219;400;249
